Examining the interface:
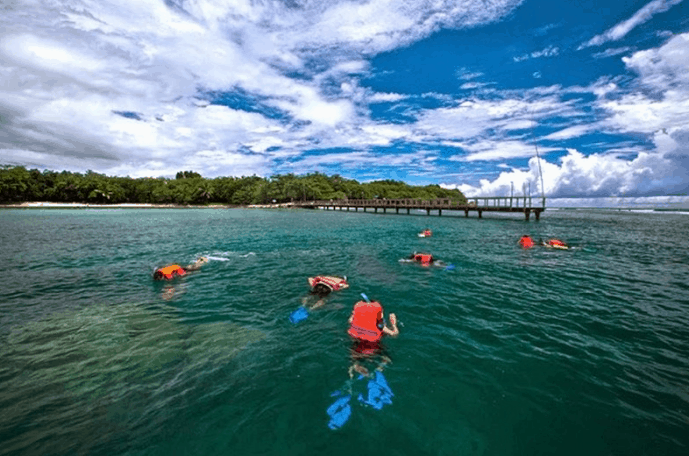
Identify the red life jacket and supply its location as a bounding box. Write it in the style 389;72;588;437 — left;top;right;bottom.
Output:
348;301;383;343
308;276;347;291
548;239;567;247
423;230;432;236
519;236;535;248
156;264;186;280
414;253;433;265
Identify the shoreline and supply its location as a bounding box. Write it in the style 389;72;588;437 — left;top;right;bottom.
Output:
0;202;298;209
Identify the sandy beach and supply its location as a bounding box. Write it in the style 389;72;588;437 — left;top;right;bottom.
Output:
0;202;298;209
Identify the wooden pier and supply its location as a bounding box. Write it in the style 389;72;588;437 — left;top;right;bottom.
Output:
295;197;545;220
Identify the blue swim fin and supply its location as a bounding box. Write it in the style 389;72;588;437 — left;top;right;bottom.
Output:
327;395;352;430
445;264;456;271
289;306;309;324
358;371;394;410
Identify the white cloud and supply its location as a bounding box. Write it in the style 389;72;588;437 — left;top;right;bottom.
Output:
579;0;684;49
592;47;632;59
543;125;591;140
598;34;689;135
513;45;559;62
457;69;484;80
447;143;687;197
368;92;408;103
414;94;578;144
0;0;525;177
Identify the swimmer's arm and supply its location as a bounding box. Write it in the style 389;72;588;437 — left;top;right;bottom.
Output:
184;257;208;271
310;298;326;310
382;313;399;337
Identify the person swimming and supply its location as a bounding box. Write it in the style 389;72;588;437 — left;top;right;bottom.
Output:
302;276;349;310
347;298;399;377
418;229;432;237
406;252;435;266
544;239;569;249
518;235;535;248
153;257;208;280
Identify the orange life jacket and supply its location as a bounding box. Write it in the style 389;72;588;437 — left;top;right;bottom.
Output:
156;264;186;280
548;239;567;247
308;276;347;291
414;253;433;265
519;236;535;248
348;301;384;343
423;230;432;236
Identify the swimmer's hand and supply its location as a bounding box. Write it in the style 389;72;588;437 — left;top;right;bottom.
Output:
389;313;397;326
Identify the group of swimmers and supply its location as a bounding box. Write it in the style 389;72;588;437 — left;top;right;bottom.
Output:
299;275;399;377
152;263;400;377
518;235;570;249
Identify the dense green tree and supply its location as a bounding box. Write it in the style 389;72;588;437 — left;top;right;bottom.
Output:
0;166;466;205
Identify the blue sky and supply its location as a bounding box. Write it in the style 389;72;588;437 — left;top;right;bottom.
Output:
1;0;688;198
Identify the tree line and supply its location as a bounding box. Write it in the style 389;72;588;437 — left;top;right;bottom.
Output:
0;166;466;205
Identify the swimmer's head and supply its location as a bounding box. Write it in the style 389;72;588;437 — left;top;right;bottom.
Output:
312;283;332;297
153;270;164;280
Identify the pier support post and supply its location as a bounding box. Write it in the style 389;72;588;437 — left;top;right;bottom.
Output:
426;209;430;216
407;208;410;215
439;209;442;216
465;210;469;217
535;211;540;221
375;208;377;213
478;210;483;219
524;210;530;221
355;207;358;212
396;208;399;214
383;208;386;213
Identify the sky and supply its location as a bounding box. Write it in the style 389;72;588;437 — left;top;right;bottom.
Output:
1;0;688;199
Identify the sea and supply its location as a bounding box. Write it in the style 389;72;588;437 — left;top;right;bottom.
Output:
1;207;688;456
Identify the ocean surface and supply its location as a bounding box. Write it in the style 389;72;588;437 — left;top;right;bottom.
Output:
1;207;688;456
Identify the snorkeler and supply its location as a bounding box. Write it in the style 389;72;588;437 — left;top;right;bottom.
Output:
347;298;399;378
153;257;208;280
402;252;438;267
302;276;349;310
518;235;535;248
544;239;569;250
418;228;432;237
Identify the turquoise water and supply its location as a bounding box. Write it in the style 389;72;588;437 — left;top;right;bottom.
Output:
1;208;688;456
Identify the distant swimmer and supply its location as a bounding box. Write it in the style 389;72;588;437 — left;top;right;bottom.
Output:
418;229;432;238
544;239;569;250
403;252;436;266
347;297;399;378
304;276;349;310
153;257;208;280
518;235;535;248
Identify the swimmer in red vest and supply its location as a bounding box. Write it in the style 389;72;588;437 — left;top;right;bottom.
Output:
403;252;443;267
544;238;569;249
153;257;208;280
302;276;349;310
347;299;399;377
518;235;535;249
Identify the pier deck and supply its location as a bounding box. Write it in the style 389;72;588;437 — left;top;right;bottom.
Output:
295;197;545;220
